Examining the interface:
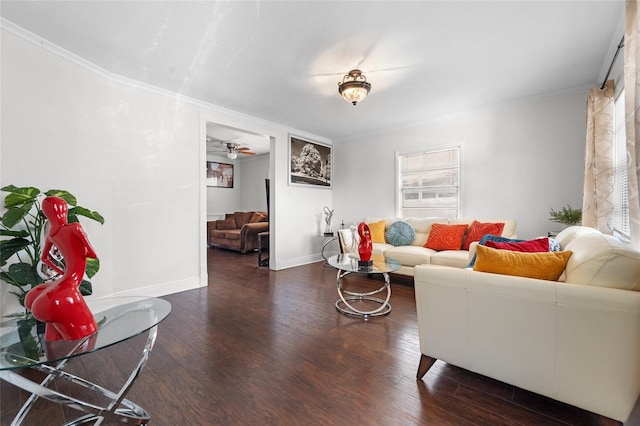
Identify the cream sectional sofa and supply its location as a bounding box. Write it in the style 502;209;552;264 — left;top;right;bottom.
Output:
337;217;517;276
414;226;640;422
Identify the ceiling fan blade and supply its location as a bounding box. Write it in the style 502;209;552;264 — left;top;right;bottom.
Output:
237;147;252;151
240;151;256;156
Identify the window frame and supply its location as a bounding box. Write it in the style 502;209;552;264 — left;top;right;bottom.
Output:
395;145;461;219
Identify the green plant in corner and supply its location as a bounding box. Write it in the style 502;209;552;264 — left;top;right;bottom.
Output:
0;185;105;317
548;204;582;226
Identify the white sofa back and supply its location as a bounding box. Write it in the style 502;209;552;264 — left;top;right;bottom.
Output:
555;226;640;290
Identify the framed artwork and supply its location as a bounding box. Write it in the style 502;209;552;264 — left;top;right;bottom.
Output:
289;135;332;188
206;161;234;188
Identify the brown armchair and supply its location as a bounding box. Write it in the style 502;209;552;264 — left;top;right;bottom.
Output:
208;211;269;253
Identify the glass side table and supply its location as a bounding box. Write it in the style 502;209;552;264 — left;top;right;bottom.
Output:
327;254;401;318
0;297;171;425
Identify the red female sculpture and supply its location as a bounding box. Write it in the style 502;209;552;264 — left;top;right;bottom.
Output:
25;196;98;341
357;222;373;263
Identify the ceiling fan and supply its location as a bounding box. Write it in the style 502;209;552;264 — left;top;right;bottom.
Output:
207;138;256;159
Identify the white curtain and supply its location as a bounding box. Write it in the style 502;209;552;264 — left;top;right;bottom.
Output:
625;0;640;250
583;82;615;233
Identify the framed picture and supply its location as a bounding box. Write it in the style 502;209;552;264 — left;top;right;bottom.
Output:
289;135;332;188
206;161;234;188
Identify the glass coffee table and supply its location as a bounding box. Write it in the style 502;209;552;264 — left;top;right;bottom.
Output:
0;297;171;425
327;254;401;318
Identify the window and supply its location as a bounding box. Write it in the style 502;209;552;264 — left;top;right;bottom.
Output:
611;90;629;241
398;147;459;218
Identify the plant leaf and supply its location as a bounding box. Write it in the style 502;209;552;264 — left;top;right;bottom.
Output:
3;187;40;207
0;238;31;266
0;229;29;238
85;257;100;278
68;206;105;225
44;189;77;206
1;205;32;228
6;262;40;286
79;279;93;296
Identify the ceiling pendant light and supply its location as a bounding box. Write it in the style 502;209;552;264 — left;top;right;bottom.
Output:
338;69;371;106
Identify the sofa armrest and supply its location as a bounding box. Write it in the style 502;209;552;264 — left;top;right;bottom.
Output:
239;222;269;252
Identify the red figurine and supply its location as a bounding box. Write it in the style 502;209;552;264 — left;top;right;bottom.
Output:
25;196;98;341
358;222;373;263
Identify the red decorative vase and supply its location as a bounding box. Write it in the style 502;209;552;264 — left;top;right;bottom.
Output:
357;222;373;262
25;196;98;341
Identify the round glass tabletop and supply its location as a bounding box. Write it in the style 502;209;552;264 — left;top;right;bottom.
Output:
0;297;171;371
327;253;401;274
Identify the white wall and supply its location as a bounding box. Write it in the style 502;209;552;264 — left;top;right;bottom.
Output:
0;24;330;315
333;91;588;240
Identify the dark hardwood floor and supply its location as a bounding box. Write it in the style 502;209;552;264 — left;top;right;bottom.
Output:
2;247;640;425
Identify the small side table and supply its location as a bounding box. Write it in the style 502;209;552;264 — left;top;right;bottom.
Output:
258;231;269;267
326;254;401;318
320;234;339;263
0;297;171;425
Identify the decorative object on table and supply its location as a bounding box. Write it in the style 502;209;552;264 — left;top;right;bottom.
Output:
548;204;582;226
323;206;334;236
0;185;104;320
357;222;373;267
25;196;99;341
289;135;332;188
338;69;372;106
349;223;359;256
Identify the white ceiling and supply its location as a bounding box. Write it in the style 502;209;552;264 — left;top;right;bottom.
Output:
0;1;625;156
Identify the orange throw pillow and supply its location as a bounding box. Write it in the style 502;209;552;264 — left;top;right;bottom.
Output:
473;245;572;281
462;220;505;250
424;223;468;251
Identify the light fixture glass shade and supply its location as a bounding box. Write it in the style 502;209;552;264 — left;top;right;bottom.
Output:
227;152;238;160
338;69;371;105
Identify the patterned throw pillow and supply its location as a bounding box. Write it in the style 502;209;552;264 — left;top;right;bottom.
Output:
385;221;416;246
462;220;505;250
423;223;468;251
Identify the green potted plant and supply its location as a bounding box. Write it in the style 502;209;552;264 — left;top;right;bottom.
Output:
548;204;582;226
0;185;104;318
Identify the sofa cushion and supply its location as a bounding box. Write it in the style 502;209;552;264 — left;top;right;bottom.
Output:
462;220;505;250
372;242;393;256
385;221;415;246
234;211;253;228
430;250;471;268
217;218;237;230
485;237;549;253
224;230;241;240
473;245;572;281
250;212;267;223
384;245;434;267
563;233;640;291
424;223;468;251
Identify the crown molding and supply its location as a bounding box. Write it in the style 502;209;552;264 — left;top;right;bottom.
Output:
0;17;308;137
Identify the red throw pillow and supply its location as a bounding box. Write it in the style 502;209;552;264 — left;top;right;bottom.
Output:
462;220;505;250
424;223;468;251
485;237;549;253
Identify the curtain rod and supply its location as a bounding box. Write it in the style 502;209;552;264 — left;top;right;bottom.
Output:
600;36;625;90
